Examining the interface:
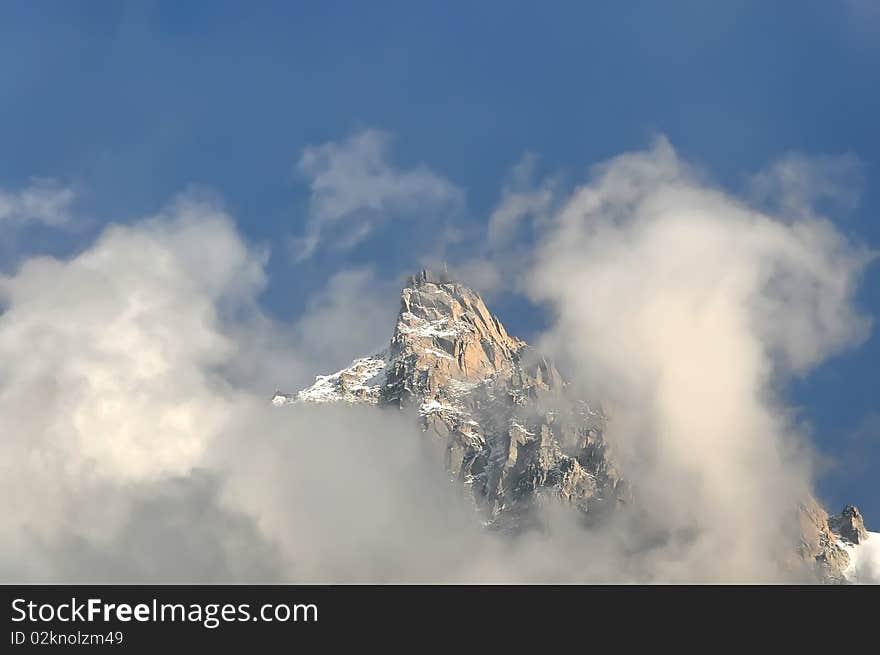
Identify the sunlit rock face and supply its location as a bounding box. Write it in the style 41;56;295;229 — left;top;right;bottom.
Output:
382;269;526;406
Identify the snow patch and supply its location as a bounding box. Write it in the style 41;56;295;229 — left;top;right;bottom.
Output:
424;347;455;360
510;421;535;436
419;399;462;416
277;352;388;406
396;313;471;339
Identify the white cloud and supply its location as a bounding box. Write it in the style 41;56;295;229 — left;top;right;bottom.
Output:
526;137;873;581
0;194;266;485
844;532;880;584
292;268;398;369
748;152;864;218
488;153;558;250
0;194;281;580
293;129;464;260
0;178;75;227
445;153;561;297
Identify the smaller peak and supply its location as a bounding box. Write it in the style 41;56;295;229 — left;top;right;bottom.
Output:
830;504;868;544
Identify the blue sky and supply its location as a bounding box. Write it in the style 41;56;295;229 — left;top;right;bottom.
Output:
1;1;877;523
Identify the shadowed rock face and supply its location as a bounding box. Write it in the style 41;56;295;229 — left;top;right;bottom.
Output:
284;270;867;580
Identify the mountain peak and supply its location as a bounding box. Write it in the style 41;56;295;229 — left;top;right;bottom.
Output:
383;270;525;406
282;270;624;526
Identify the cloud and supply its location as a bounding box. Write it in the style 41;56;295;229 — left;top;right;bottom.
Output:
0;193;284;580
748;152;864;218
29;473;285;584
488;153;558;250
844;1;880;44
215;266;401;401
0;178;74;227
292;129;464;260
0;194;268;485
442;153;562;298
0;191;500;582
211;402;490;582
292;268;399;369
525;137;873;581
845;532;880;584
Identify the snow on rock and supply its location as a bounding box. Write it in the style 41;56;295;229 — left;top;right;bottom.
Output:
292;352;388;405
510;421;535;436
418;398;464;417
395;313;470;340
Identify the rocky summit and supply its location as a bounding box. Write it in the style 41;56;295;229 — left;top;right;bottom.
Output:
276;269;873;582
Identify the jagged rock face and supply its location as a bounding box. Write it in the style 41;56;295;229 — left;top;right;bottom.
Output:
799;499;851;582
290;270;627;527
382;270;525;407
798;501;874;582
